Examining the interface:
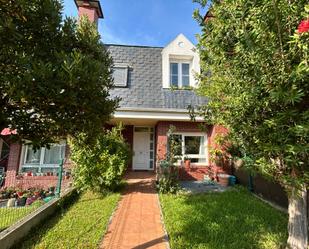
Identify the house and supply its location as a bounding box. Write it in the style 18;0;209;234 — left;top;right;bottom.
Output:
0;0;229;190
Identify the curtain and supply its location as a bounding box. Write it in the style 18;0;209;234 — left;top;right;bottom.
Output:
25;146;41;164
44;145;65;164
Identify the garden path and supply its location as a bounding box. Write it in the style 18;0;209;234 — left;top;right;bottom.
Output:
101;171;169;249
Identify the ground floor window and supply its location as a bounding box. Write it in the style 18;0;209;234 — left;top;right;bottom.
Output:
21;142;66;174
169;133;207;164
0;138;10;161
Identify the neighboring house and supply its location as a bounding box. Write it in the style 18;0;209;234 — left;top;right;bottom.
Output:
1;0;229;190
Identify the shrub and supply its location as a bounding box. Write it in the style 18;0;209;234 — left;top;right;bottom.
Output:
69;126;130;193
157;161;179;194
157;126;180;193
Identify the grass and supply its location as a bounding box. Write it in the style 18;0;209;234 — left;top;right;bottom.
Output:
15;191;120;249
160;187;288;249
0;201;44;231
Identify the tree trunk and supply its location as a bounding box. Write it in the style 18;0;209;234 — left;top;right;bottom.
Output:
287;186;308;249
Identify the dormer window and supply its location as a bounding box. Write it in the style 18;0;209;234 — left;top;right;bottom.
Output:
162;34;200;89
170;62;190;87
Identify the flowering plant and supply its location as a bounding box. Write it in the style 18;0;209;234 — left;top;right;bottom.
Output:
297;19;309;33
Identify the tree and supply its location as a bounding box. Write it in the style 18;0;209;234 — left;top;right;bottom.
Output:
0;0;118;147
194;1;309;248
68;125;130;192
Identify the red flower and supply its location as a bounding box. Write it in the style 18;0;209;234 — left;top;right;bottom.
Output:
297;19;309;33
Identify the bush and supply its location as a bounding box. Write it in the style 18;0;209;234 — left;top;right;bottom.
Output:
69;126;130;193
157;126;180;193
157;162;179;194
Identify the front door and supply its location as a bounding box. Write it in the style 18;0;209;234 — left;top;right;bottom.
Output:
133;127;154;170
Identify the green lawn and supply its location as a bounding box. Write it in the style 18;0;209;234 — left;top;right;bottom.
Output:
160;187;288;249
0;201;43;231
15;191;120;249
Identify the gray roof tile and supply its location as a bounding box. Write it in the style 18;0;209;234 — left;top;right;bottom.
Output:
106;45;208;110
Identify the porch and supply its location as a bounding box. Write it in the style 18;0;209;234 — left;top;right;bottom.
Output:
115;119;230;181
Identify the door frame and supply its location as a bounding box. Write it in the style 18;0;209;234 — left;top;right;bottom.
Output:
132;126;155;171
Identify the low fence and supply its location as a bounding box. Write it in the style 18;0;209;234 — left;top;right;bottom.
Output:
0;160;72;232
0;188;77;249
233;168;288;208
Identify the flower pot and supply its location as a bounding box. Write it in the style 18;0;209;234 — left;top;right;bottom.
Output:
7;198;16;207
233;159;243;169
17;197;27;206
217;173;230;187
26;197;34;206
184;160;191;170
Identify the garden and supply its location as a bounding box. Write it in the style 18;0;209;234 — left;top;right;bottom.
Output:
12;191;120;249
156;126;288;249
160;188;287;249
0;187;56;231
0;0;308;248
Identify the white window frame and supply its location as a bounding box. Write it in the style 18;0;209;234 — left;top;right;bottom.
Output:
169;61;191;88
20;142;66;173
168;132;208;166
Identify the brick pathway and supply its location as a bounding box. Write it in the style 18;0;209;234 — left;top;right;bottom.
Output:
101;171;169;249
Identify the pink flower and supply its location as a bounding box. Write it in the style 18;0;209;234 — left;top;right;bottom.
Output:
297;19;309;33
1;128;17;135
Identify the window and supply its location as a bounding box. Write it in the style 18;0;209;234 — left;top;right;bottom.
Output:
112;64;128;87
21;143;66;173
169;62;190;87
168;133;207;164
0;139;10;160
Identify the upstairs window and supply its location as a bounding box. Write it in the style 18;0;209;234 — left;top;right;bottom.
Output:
170;62;190;88
112;64;128;87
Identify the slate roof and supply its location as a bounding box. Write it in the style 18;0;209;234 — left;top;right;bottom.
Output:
106;44;208;111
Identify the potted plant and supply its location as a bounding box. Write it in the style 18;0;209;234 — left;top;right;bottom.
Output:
34;189;41;197
217;173;230;187
184;156;191;170
7;196;16;207
16;190;24;198
17;191;29;206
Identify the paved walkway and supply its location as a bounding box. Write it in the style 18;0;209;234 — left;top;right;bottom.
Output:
101;172;169;249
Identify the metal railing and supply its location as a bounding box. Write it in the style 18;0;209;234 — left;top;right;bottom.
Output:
0;160;66;232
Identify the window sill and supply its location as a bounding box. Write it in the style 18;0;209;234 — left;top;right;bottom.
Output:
175;163;209;167
22;164;59;167
163;87;194;91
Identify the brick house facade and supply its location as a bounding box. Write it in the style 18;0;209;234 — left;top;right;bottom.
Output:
0;0;230;190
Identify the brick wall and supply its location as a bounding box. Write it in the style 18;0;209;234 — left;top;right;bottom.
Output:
155;121;230;180
4;143;21;187
78;6;99;24
15;176;72;190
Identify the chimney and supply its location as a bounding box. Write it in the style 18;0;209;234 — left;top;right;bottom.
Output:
74;0;104;25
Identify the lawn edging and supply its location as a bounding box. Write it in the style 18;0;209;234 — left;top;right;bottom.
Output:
0;188;77;249
253;193;288;214
156;192;171;249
